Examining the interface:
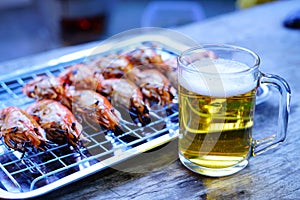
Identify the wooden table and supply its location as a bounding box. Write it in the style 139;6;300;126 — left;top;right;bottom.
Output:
1;0;299;199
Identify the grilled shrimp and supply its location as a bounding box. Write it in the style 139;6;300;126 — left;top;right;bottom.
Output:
23;76;65;101
125;47;180;89
89;54;133;79
99;78;151;126
22;74;122;132
26;100;84;149
125;47;172;73
160;57;178;89
66;89;121;132
125;47;161;66
58;64;102;91
127;68;177;106
0;106;48;153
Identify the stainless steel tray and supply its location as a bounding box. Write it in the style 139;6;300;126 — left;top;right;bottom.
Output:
0;29;198;199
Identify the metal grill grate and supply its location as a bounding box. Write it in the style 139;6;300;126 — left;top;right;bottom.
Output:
0;47;179;198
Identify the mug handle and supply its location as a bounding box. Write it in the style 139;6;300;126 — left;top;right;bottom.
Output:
253;72;291;155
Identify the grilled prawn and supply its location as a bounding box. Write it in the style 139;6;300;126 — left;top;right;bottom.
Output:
58;64;102;91
0;106;48;153
125;47;173;73
58;64;150;125
26;100;84;149
125;47;179;89
89;54;133;79
66;89;121;132
22;75;122;132
99;78;151;126
127;68;177;106
23;76;65;102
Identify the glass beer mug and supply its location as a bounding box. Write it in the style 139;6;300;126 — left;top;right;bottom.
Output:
177;44;291;177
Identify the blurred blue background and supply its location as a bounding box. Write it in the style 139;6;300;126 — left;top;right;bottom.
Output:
0;0;237;62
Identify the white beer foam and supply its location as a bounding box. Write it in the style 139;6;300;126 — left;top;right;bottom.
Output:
179;59;256;97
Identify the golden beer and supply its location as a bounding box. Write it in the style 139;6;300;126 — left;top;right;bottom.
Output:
178;59;257;170
178;85;256;168
177;44;290;177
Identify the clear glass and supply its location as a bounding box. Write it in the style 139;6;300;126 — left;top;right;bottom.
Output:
177;44;291;177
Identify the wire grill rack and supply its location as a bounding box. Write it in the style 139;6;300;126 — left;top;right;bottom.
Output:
0;45;179;199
